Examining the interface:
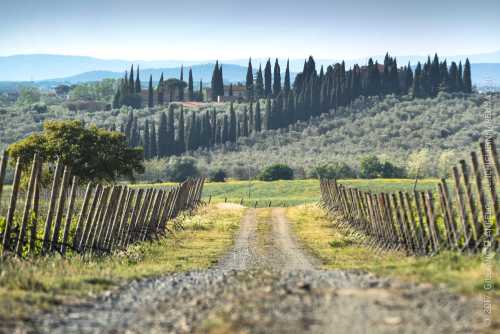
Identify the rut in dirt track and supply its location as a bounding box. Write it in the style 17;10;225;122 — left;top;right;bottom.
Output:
25;208;484;334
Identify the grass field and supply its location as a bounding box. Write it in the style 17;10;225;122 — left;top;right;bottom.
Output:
287;204;499;297
200;178;439;207
0;204;243;322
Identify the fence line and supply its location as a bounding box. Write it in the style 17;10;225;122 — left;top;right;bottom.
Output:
0;152;205;258
320;140;499;255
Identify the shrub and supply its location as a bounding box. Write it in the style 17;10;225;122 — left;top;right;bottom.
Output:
360;156;405;178
209;168;226;182
165;156;199;182
311;162;356;179
258;164;294;181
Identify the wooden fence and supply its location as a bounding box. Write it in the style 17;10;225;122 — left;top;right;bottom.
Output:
0;151;205;257
320;140;499;255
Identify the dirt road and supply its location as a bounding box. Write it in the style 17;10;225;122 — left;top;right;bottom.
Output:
26;208;484;333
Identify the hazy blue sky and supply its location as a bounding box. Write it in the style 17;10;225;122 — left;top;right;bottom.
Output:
1;0;499;60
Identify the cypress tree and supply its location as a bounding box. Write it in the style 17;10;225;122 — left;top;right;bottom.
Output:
125;110;134;145
129;65;135;94
187;68;194;101
254;100;262;132
143;119;150;159
218;65;224;98
264;59;272;97
148;75;154;108
412;62;423;98
273;58;281;97
229;102;237;142
221;115;229;143
229;83;233;97
463;58;472;93
135;65;141;93
167;105;175;155
199;80;203;101
150;120;157;158
177;107;186;154
284;59;291;93
157;112;168;157
264;98;272;130
448;62;459;92
430;53;440;96
404;62;413;94
113;89;121;109
246;58;254;101
157;73;164;105
179;65;185;101
187;111;197;151
210;108;217;145
211;61;220;101
248;102;254;134
255;65;264;98
131;117;139;146
458;61;464;91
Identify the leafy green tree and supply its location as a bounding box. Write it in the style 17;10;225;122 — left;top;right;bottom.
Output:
209;168;226;182
165;156;200;182
258;164;294;181
360;156;382;178
8;120;144;183
16;87;41;106
311;163;355;179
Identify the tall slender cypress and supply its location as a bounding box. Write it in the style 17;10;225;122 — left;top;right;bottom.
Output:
135;65;141;93
129;65;135;94
143;119;150;159
284;59;291;93
179;65;185;101
211;61;220;101
246;58;254;101
229;102;237;142
264;98;272;130
148;75;154;108
150;120;157;158
187;68;194;101
463;58;472;93
157;112;168;157
255;65;264;98
167;105;175;155
157;73;164;105
273;58;281;97
264;59;272;97
177;107;186;154
254;100;262;132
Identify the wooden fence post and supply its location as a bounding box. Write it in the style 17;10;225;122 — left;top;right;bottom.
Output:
42;158;63;252
60;176;78;254
51;166;71;251
78;184;102;252
480;142;499;241
0;150;8;214
452;166;472;246
72;182;93;251
15;154;39;256
2;158;22;254
29;159;42;253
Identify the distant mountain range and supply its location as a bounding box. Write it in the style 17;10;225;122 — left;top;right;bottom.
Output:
0;51;498;90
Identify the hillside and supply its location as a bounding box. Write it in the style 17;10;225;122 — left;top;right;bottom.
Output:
189;92;499;179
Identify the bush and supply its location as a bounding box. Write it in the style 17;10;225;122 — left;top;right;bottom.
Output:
360;156;405;179
165;156;199;182
311;162;356;179
258;164;294;181
209;168;226;182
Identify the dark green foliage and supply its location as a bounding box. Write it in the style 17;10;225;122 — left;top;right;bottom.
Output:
246;58;254;101
255;65;264;99
284;59;291;93
157;112;168;157
143;119;150;159
187;68;194;101
273;58;281;97
209;168;227;182
254;101;262;132
359;156;404;179
258;164;294;181
149;120;157;158
211;61;224;101
8;120;144;183
165;156;199;182
177;106;186;154
229;102;237;142
311;163;355;179
148;75;154;108
157;73;164;105
463;58;472;93
264;59;272;97
135;66;141;93
179;65;185;101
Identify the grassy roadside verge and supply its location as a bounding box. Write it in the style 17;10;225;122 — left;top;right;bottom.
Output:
286;204;499;297
0;204;244;322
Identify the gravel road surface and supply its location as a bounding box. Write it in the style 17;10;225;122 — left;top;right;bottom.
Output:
19;208;485;333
